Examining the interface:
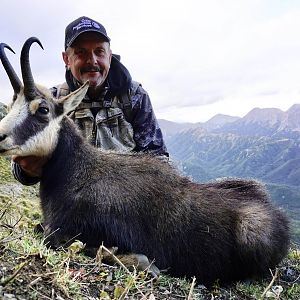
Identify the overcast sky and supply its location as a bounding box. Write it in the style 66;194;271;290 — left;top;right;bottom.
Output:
1;0;300;123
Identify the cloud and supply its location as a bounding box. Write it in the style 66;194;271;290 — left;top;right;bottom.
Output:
1;0;300;122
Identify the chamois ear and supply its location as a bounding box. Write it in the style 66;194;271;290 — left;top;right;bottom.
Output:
58;81;89;115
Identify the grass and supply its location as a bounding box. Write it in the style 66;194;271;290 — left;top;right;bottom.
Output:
0;156;299;299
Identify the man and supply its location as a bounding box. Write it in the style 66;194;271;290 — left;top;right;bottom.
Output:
13;16;168;185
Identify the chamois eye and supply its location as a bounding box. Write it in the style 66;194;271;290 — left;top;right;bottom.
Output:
37;107;49;114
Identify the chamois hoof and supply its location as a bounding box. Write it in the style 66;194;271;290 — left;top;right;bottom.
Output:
134;254;160;279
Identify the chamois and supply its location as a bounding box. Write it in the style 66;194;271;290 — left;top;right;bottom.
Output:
0;37;289;286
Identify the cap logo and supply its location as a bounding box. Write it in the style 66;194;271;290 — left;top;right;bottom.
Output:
73;18;101;31
92;22;100;29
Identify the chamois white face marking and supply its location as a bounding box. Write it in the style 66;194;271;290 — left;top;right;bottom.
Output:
18;115;64;157
0;81;89;157
0;90;28;135
0;95;61;156
0;90;29;154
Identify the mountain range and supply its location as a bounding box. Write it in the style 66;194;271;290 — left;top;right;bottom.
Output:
160;104;300;138
159;104;300;242
159;104;300;186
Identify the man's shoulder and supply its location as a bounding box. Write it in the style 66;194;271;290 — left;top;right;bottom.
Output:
129;81;150;101
51;82;70;98
130;81;142;94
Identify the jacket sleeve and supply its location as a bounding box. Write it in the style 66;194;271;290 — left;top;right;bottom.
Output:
11;161;41;186
130;85;169;157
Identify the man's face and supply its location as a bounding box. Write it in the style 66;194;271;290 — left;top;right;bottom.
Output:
62;32;112;89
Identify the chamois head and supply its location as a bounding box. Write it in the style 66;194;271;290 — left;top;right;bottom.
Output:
0;37;89;157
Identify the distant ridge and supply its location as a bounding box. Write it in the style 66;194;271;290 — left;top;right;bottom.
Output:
159;104;300;137
278;104;300;132
158;119;199;137
203;114;240;130
243;107;284;126
219;104;300;137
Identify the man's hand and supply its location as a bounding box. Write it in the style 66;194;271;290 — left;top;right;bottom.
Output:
12;155;48;178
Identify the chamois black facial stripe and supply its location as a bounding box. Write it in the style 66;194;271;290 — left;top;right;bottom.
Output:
13;113;49;145
54;103;64;116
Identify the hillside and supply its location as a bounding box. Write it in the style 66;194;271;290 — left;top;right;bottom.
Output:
166;129;300;186
0;102;7;119
1;156;299;299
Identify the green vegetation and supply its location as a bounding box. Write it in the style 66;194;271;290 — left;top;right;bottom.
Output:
0;156;299;299
267;184;300;243
0;102;7;120
0;157;12;182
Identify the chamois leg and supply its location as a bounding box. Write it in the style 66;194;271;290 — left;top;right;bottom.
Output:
85;246;160;278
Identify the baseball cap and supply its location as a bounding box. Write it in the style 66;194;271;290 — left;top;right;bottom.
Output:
64;16;110;49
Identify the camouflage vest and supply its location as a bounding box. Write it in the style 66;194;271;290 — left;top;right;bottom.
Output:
54;82;140;152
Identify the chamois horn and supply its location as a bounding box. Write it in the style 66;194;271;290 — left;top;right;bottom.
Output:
0;43;22;99
20;37;44;101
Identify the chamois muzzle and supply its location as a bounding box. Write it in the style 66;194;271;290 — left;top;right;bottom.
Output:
21;37;44;101
0;43;22;99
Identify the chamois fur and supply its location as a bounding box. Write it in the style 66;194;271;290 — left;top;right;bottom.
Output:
37;116;288;285
0;38;290;286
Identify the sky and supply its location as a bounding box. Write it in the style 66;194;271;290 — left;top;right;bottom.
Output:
1;0;300;123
